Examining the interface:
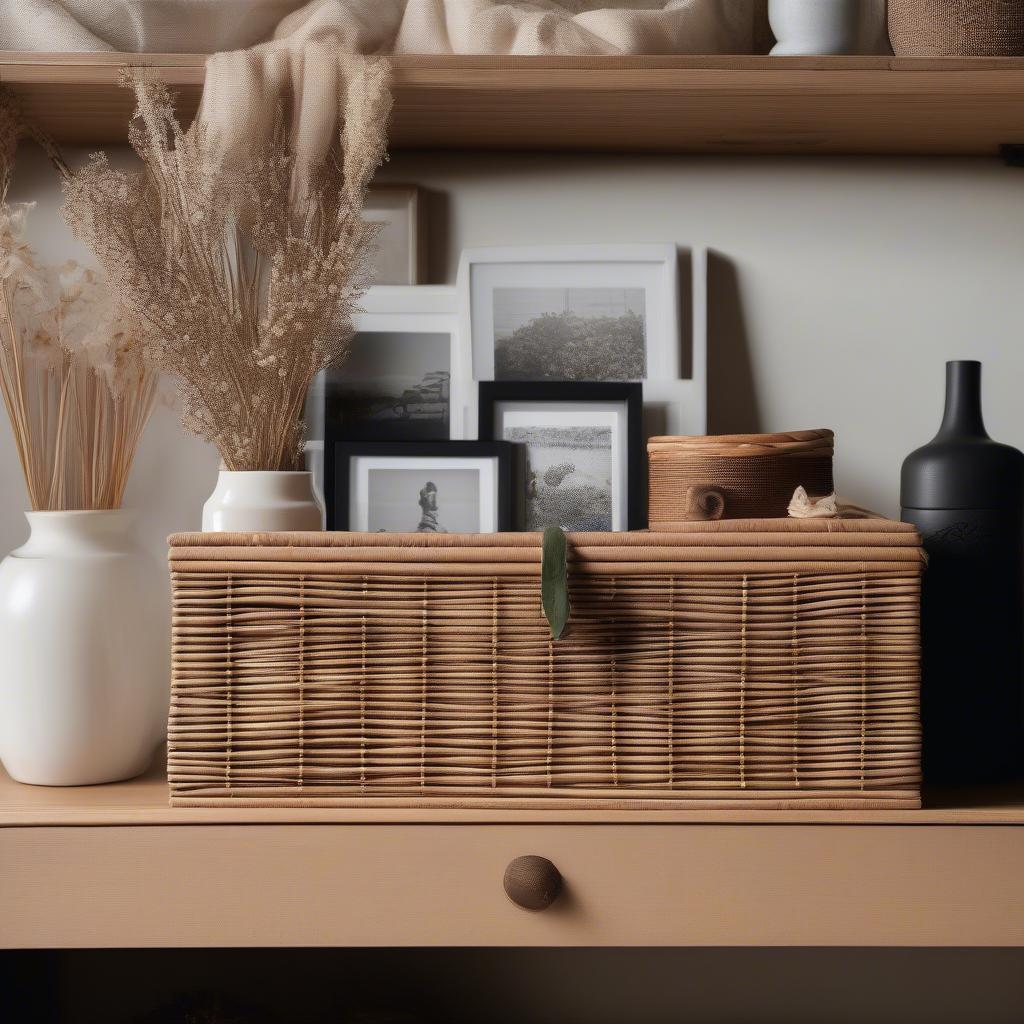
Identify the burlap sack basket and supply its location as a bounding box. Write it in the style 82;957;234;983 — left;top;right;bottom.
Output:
167;523;923;810
889;0;1024;55
647;430;834;525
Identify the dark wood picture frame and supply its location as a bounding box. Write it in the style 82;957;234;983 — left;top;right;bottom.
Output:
477;381;646;530
326;439;515;532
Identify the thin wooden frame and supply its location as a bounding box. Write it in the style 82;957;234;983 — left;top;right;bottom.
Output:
326;440;515;532
478;381;645;530
364;185;428;285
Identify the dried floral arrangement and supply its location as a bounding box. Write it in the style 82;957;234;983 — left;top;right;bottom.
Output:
63;58;392;472
0;90;157;511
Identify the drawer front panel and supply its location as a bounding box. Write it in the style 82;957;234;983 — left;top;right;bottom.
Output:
2;824;1022;948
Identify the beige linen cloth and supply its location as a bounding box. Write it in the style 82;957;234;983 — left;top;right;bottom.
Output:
2;0;767;55
4;1;767;243
2;2;766;194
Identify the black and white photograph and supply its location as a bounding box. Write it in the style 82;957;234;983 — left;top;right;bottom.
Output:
504;423;614;531
493;287;647;381
326;330;451;441
366;466;479;534
460;244;681;385
326;441;514;533
478;382;645;532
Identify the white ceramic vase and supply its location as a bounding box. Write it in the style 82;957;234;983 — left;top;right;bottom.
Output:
769;0;889;55
201;470;324;532
0;511;169;786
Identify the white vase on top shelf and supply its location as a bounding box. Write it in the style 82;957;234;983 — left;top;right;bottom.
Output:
0;510;169;786
769;0;889;55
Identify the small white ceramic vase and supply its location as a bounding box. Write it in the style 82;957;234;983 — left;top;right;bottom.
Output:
769;0;888;55
0;511;169;786
201;470;324;532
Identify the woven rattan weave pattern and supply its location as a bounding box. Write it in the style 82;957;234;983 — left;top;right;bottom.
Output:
167;522;924;809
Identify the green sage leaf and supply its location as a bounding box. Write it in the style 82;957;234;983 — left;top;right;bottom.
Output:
541;526;570;641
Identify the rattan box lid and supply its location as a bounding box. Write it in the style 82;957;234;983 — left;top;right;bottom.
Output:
169;520;924;577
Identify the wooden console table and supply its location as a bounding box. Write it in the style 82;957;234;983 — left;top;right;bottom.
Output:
2;756;1022;949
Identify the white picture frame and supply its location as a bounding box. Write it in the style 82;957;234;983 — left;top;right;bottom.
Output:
355;285;473;440
305;285;472;498
458;244;681;382
459;246;708;439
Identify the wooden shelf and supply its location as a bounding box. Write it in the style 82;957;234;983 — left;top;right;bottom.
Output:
3;52;1024;154
4;755;1024;948
2;754;1023;826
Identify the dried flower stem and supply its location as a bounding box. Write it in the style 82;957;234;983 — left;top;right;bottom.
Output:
62;59;392;471
0;87;158;511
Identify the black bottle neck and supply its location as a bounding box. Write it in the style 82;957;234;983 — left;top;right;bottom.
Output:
937;361;989;439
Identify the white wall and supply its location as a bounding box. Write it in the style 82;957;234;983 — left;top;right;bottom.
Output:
4;145;1024;563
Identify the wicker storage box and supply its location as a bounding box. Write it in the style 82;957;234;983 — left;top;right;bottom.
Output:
168;520;924;809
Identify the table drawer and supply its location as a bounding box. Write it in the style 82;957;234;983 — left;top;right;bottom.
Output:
2;824;1023;947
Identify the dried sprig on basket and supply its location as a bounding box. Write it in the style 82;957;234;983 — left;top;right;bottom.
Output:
0;90;157;511
63;59;392;472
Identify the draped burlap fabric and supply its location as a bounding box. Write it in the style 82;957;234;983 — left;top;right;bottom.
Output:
1;0;768;55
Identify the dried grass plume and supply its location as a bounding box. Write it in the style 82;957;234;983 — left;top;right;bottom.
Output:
0;89;157;511
62;58;392;471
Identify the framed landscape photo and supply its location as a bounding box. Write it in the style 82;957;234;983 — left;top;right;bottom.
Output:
458;245;680;384
327;441;514;533
321;285;471;443
478;382;644;532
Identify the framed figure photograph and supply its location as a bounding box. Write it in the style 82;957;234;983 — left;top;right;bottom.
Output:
458;245;680;384
478;382;644;533
327;441;514;533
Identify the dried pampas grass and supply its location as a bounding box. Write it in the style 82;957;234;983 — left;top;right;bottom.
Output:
62;58;392;472
0;89;157;511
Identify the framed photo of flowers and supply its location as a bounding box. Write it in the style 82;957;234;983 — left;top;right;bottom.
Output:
478;381;644;532
327;441;514;533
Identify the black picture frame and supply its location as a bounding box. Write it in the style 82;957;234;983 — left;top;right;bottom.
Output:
326;440;515;532
477;381;646;530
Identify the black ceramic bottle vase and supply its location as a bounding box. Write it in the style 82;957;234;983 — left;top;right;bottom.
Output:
901;361;1024;784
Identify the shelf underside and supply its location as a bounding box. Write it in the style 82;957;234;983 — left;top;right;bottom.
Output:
3;53;1024;154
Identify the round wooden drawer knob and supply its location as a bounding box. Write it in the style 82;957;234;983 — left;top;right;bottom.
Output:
503;855;563;911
